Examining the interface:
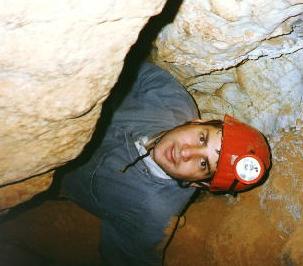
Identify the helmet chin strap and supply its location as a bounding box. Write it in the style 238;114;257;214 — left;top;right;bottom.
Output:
177;177;212;189
227;179;239;197
120;148;152;173
120;133;164;173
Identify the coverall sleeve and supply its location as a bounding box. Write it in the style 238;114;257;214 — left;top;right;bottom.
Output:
107;62;199;137
98;189;184;266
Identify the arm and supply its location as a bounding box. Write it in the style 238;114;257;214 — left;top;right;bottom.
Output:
97;177;194;266
107;62;199;138
100;213;180;266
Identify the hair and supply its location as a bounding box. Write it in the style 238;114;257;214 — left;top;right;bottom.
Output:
184;119;223;129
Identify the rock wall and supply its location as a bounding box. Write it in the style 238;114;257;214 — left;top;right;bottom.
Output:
0;0;166;209
165;127;303;266
0;0;303;264
151;0;303;134
152;0;303;73
187;50;303;135
150;0;303;264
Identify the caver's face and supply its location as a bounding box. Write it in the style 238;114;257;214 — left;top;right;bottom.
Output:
151;121;222;181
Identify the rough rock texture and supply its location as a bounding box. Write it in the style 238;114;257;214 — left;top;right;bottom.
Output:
189;49;303;135
165;127;303;266
166;192;286;266
0;0;166;210
150;1;303;264
282;226;303;265
152;0;303;74
1;0;303;265
152;0;303;135
260;127;303;235
0;172;53;210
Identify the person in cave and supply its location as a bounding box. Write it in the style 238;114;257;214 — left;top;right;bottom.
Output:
61;61;271;266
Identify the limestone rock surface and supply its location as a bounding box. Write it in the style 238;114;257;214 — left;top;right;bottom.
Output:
0;0;166;210
189;49;303;135
152;0;303;134
152;0;303;74
150;2;303;264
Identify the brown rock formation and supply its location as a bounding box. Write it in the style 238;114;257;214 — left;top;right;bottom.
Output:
165;127;303;265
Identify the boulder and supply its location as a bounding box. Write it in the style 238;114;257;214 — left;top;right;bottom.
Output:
0;0;166;210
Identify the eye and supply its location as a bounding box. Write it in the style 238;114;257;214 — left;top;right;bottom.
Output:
200;159;207;169
199;134;205;144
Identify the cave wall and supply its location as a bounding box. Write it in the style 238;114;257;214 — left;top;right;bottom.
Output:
165;127;303;266
0;0;166;210
151;0;303;134
0;0;303;264
149;1;303;264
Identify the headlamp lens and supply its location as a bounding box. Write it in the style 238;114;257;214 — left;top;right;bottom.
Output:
235;156;261;183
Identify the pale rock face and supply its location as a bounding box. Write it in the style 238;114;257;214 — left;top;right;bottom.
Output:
152;0;303;74
151;0;303;134
189;49;303;135
0;0;166;209
151;0;303;225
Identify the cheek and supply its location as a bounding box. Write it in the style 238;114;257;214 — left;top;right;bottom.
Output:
174;162;198;179
153;144;170;169
153;146;162;165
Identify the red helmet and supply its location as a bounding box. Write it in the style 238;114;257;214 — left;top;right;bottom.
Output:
209;115;271;193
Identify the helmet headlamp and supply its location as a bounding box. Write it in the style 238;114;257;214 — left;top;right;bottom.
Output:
209;115;271;193
234;155;264;184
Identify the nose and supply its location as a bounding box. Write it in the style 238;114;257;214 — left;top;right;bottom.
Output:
180;144;203;162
